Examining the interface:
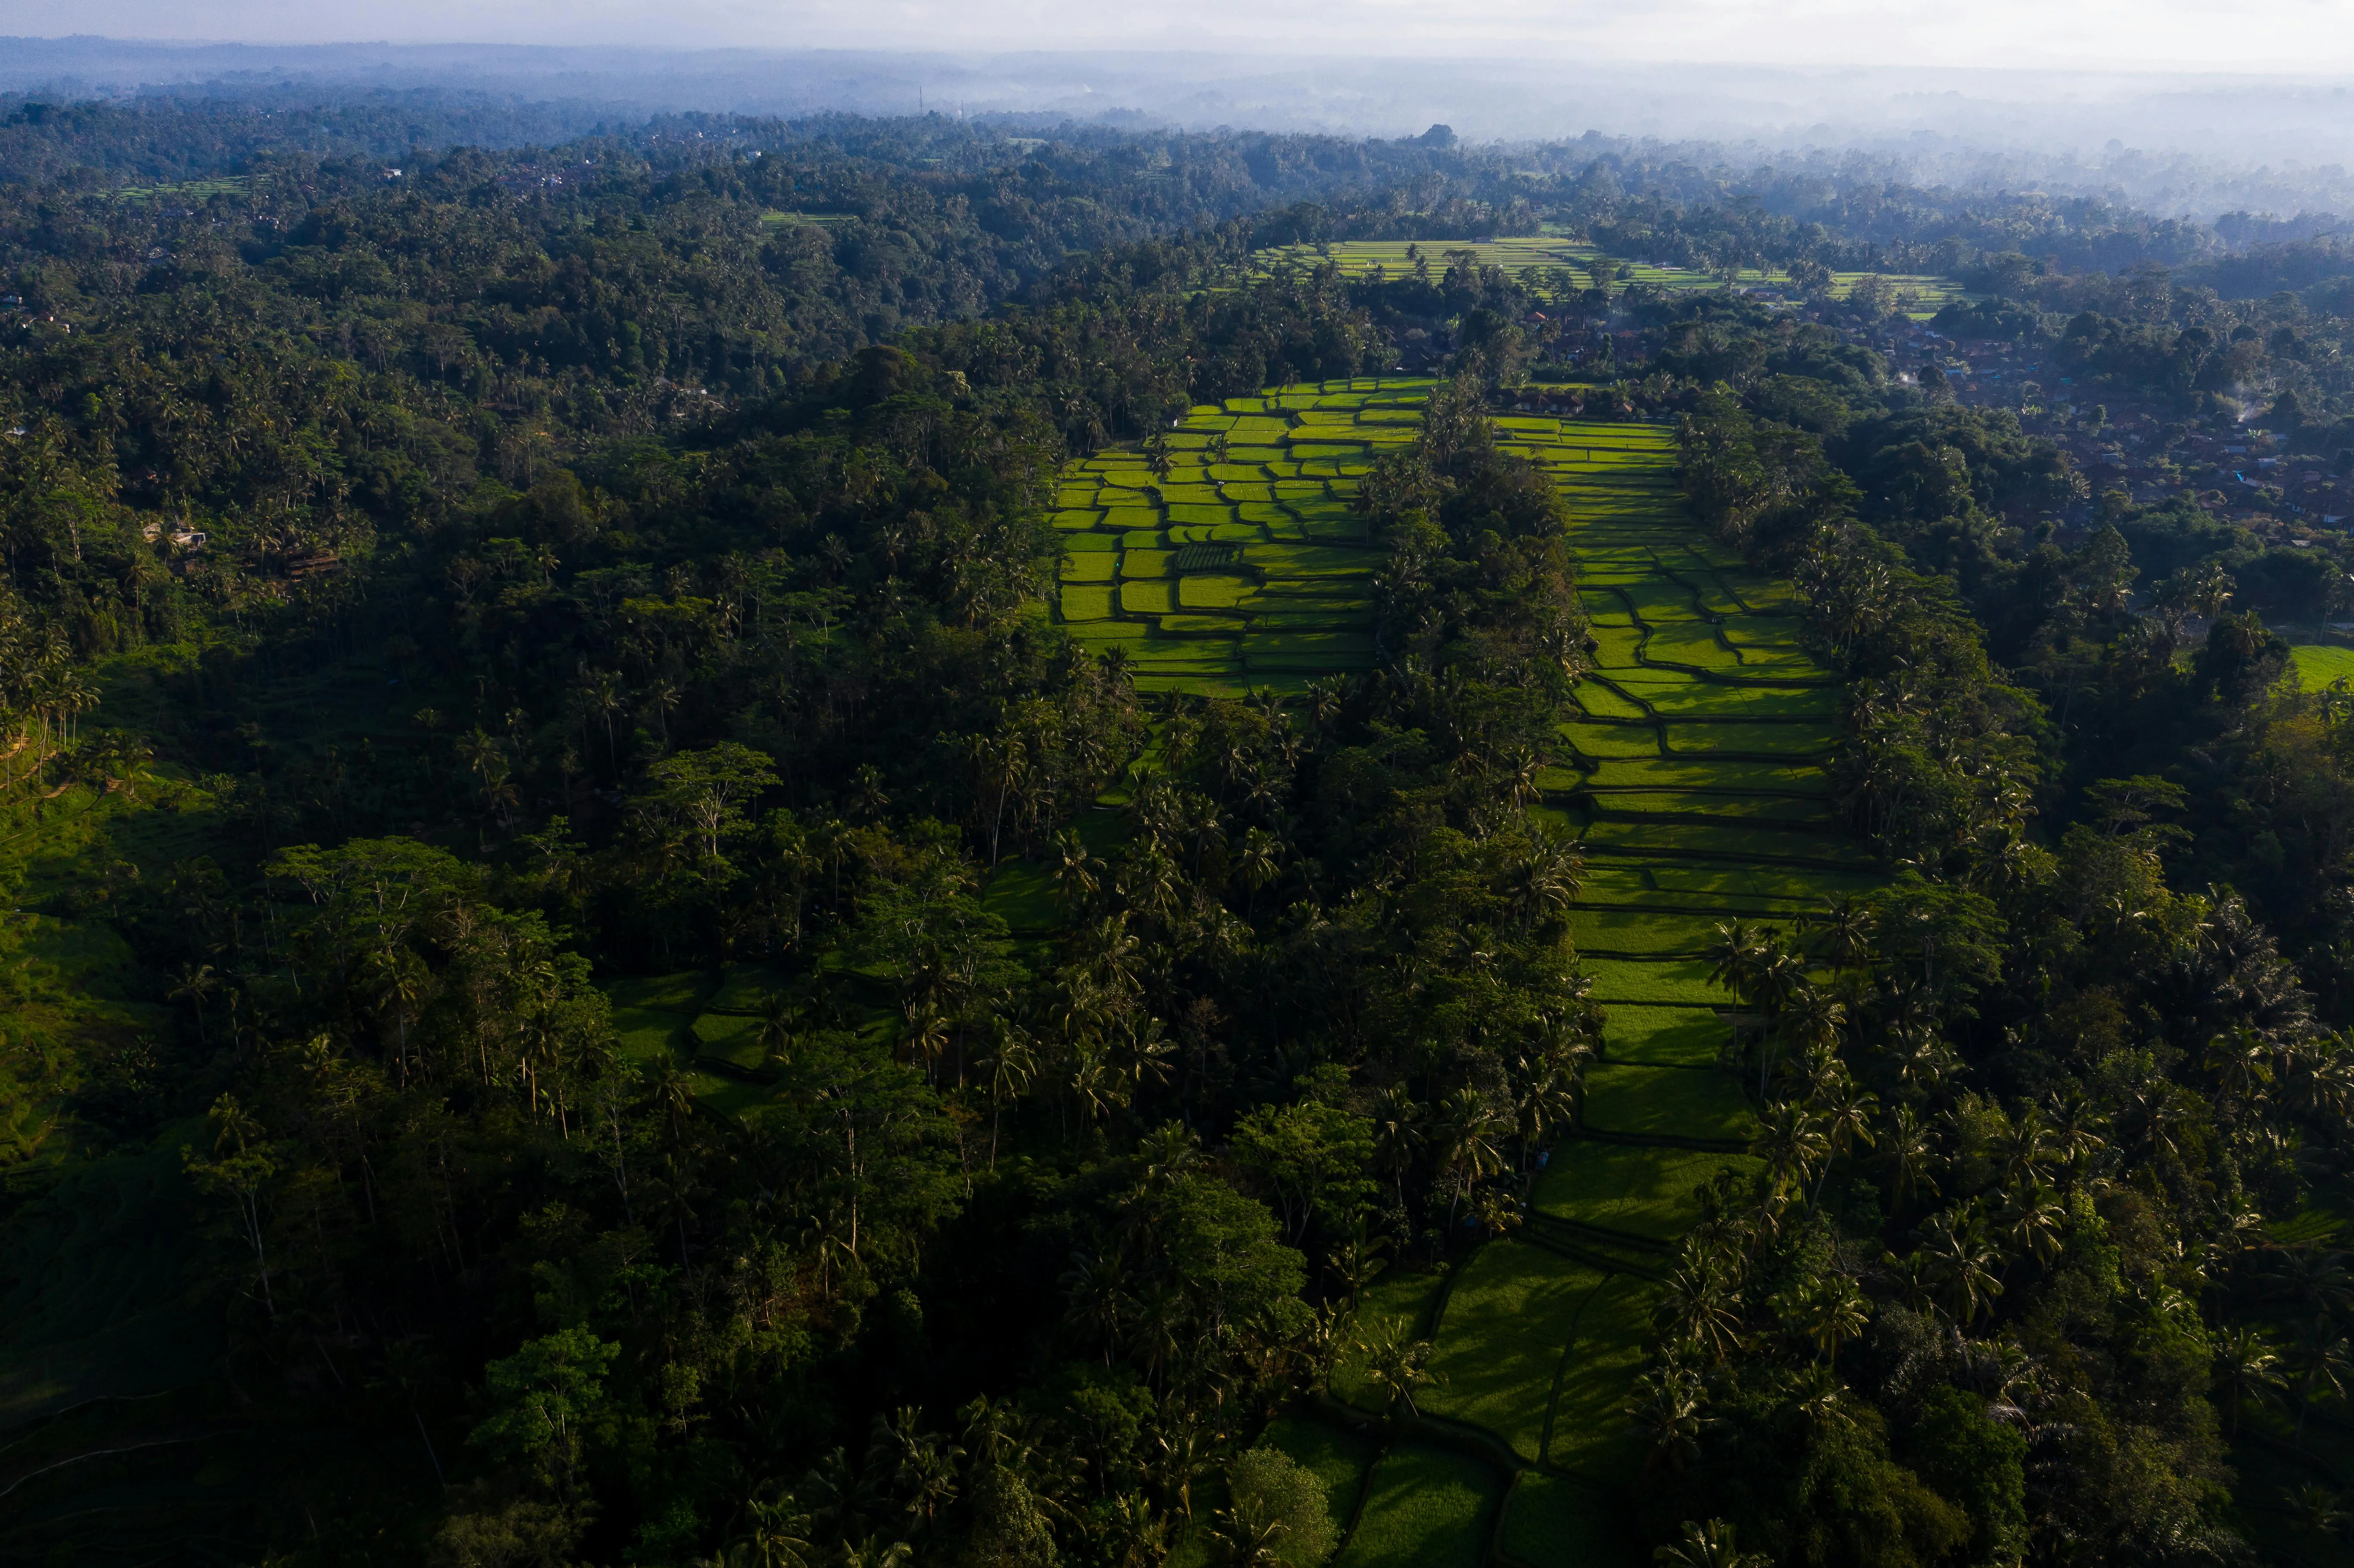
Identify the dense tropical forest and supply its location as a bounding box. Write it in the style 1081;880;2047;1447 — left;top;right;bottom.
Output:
9;87;2354;1568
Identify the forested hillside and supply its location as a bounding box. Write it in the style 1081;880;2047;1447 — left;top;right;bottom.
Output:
8;93;2354;1568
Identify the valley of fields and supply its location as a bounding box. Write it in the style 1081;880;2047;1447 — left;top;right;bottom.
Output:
1043;381;1875;1565
604;381;1874;1565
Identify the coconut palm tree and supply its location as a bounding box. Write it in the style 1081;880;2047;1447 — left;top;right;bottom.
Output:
1358;1322;1439;1419
1919;1210;2002;1325
2213;1325;2282;1435
1652;1518;1769;1568
1433;1086;1508;1225
1627;1364;1704;1479
1371;1084;1422;1213
1657;1253;1744;1365
2292;1322;2353;1448
757;995;795;1071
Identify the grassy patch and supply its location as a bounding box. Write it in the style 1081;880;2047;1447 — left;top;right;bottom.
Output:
1588;791;1834;825
1331;1268;1451;1414
707;967;794;1013
1580;1063;1756;1144
1333;1443;1499;1568
1644;623;1742;669
613;1007;690;1064
1543;1274;1654;1484
1587;759;1827;794
1572;681;1653;721
1120;580;1178;615
1060;586;1115;620
1258;1413;1379;1536
1577;957;1728;1005
1559;720;1659;759
605;971;711;1012
2292;644;2354;689
1601;1006;1726;1068
1421;1242;1606;1462
691;1012;772;1074
1644;684;1839;719
1535;1141;1761;1242
1579;821;1873;865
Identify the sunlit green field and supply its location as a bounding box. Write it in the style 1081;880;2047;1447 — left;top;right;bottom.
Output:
2291;643;2354;690
1049;379;1412;695
1252;238;1968;315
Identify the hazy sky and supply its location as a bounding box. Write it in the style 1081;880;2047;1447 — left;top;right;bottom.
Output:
10;0;2354;73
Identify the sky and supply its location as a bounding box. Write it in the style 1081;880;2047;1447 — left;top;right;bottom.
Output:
9;0;2354;74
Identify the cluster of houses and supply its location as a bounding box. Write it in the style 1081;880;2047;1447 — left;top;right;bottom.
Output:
1908;323;2346;548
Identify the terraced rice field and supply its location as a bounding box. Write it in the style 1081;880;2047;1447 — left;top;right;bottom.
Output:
1252;238;1969;314
1174;392;1876;1565
603;965;847;1120
1051;380;1408;694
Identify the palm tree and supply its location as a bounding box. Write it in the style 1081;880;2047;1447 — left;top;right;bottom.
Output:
171;961;219;1045
1757;1103;1830;1199
1994;1105;2057;1189
1747;943;1808;1017
1514;1061;1581;1170
2045;1094;2108;1175
651;1061;698;1145
2272;1244;2353;1320
1359;1322;1439;1419
1877;1103;1940;1213
1796;1272;1869;1364
850;764;890;823
1102;1493;1166;1568
1810;898;1875;970
1326;1212;1389;1308
638;679;681;747
757;996;795;1072
1772;986;1847;1101
1060;1250;1131;1369
1653;1518;1769;1568
1996;1178;2065;1274
904;1008;953;1087
2205;1025;2277;1120
725;1495;819;1568
1920;1211;2002;1325
981;1025;1037;1169
1626;1364;1704;1479
1706;919;1768;1000
2212;1325;2282;1435
2292;1322;2352;1448
1810;1082;1878;1211
1507;828;1583;936
1371;1084;1422;1213
1657;1253;1744;1365
1230;827;1282;918
2289;1482;2351;1547
1432;1086;1507;1225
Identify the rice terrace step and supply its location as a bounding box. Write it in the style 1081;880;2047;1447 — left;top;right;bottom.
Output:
1050;378;1880;1567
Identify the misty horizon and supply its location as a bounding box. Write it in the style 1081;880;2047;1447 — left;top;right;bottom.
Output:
9;36;2354;221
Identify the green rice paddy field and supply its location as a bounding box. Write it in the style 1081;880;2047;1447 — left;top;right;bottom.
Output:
1121;380;1877;1564
645;378;1870;1566
2292;643;2354;690
1252;238;1967;314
